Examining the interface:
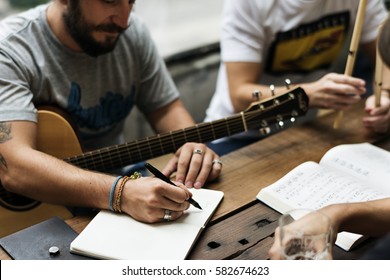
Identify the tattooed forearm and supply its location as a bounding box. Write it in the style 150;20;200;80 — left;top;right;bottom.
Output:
0;154;7;169
0;122;12;143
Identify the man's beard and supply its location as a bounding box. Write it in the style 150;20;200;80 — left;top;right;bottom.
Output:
63;2;128;57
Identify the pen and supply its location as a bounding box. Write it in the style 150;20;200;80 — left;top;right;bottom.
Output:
144;162;202;210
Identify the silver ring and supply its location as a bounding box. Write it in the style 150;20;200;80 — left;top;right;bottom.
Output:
163;209;172;222
193;149;203;155
212;159;223;167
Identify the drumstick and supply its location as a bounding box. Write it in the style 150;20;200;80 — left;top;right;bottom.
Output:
333;0;368;129
374;24;384;107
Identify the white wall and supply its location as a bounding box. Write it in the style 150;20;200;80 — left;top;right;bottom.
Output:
0;0;10;18
135;0;223;58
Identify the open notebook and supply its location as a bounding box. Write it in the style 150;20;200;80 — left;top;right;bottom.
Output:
70;188;224;259
256;143;390;251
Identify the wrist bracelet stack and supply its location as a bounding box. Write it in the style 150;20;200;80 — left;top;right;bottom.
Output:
109;172;142;213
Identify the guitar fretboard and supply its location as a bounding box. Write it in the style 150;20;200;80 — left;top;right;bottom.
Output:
64;115;246;171
64;87;308;172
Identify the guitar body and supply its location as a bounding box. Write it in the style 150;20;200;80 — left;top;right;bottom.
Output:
37;109;82;158
0;202;73;238
0;110;77;237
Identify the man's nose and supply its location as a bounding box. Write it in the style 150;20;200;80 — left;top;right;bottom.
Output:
111;1;132;29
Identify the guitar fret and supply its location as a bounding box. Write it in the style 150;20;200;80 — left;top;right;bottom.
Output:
111;146;122;169
86;151;97;170
211;119;230;139
89;150;102;170
105;147;115;170
157;135;165;155
182;128;188;143
156;134;173;155
96;150;105;170
199;123;215;142
172;130;186;149
225;119;232;136
146;137;153;159
124;145;135;166
127;143;140;167
135;140;143;164
195;124;202;142
106;151;114;170
169;131;177;152
209;122;216;140
116;145;126;169
230;118;246;135
99;148;111;171
183;126;199;143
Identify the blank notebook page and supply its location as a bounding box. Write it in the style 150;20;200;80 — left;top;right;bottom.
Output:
70;188;224;260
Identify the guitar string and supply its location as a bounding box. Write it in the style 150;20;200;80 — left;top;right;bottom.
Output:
66;113;245;170
71;120;271;172
66;99;300;171
67;115;281;171
67;113;297;171
65;116;244;171
66;96;302;171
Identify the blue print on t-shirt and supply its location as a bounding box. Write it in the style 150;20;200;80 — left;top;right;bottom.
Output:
67;82;135;130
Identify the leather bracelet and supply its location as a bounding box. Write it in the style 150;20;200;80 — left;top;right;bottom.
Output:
113;172;142;213
109;176;123;212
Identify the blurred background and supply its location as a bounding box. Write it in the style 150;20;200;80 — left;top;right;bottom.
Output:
0;0;223;141
1;0;390;141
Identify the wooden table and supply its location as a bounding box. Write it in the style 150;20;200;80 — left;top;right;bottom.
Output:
1;101;389;260
186;102;389;260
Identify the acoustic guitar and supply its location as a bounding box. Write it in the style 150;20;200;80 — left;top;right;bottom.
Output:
0;87;308;234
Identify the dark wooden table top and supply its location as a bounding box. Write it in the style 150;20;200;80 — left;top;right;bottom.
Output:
1;101;389;260
186;102;389;260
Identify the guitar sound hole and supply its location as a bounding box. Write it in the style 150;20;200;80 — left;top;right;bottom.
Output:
0;185;41;211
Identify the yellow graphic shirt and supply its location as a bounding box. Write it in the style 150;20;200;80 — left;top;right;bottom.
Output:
266;12;349;74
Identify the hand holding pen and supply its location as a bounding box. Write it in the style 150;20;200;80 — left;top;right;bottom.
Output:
145;162;202;211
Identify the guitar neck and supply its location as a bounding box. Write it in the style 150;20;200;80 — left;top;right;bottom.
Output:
64;87;308;172
64;115;246;172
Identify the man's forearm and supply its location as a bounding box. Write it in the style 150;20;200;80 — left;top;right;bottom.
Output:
325;198;390;237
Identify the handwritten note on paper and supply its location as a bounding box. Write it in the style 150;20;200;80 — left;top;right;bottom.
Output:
268;161;387;210
320;143;390;194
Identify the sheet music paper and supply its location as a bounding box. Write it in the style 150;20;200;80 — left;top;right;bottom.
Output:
264;161;388;211
257;143;390;251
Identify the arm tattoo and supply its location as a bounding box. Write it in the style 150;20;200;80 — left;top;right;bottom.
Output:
0;122;12;144
0;154;7;169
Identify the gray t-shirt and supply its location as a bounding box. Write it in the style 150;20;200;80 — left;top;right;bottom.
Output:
0;5;179;150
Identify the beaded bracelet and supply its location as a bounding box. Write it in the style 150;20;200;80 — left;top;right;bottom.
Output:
113;172;142;213
113;176;130;213
109;176;123;212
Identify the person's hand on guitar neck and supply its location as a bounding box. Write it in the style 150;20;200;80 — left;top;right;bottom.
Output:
162;142;223;189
